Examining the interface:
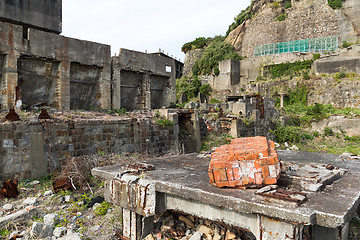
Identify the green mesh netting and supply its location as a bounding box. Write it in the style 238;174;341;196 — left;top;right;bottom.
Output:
254;36;338;57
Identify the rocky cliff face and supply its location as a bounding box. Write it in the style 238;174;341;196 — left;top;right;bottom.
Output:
226;0;359;58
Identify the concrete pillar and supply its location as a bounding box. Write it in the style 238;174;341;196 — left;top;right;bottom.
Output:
111;61;121;109
29;125;47;179
279;93;285;108
58;61;71;110
3;53;19;109
191;111;202;152
231;119;239;138
143;73;151;110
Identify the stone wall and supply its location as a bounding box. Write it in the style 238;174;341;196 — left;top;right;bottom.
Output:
183;49;204;77
227;0;339;58
0;117;179;181
0;21;111;111
258;77;360;109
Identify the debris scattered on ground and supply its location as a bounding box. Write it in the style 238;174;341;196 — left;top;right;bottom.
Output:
340;152;360;161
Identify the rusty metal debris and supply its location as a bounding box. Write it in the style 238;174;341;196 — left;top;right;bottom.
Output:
120;163;155;176
52;178;73;193
0;179;19;198
38;109;51;120
5;108;20;121
256;185;307;205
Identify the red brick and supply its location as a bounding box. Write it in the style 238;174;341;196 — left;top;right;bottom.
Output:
264;178;277;185
255;172;263;185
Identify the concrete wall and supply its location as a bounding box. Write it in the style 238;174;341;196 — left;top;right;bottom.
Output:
315;44;360;74
0;0;62;34
0;117;179;181
0;21;111;110
112;49;179;110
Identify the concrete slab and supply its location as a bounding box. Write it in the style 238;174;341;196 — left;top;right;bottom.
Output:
93;151;360;238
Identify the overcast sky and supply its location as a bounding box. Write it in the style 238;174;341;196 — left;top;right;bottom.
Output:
62;0;251;62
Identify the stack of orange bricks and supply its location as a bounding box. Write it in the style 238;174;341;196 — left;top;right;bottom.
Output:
208;136;281;188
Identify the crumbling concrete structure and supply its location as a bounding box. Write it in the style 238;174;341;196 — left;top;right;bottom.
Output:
0;0;62;34
112;49;183;111
0;1;111;111
93;151;359;240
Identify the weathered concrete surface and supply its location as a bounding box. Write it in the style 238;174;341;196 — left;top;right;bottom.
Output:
0;206;37;228
311;115;360;136
338;0;360;42
314;56;360;74
0;21;111;110
0;0;62;34
112;49;182;110
93;151;360;239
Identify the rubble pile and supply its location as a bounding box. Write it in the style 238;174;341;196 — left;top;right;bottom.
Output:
146;211;256;240
208;137;281;188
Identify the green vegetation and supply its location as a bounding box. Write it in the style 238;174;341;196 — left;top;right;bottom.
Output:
200;133;233;152
107;108;127;115
199;84;212;96
226;3;254;36
275;14;287;21
271;2;281;9
263;60;313;79
192;38;243;76
313;53;321;61
335;71;347;80
328;0;346;9
210;98;222;104
0;228;10;237
176;76;201;101
284;1;292;9
156;118;174;128
342;41;354;48
94;201;112;216
181;37;208;53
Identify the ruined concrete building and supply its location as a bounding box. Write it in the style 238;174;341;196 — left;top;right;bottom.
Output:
0;0;182;111
112;49;183;111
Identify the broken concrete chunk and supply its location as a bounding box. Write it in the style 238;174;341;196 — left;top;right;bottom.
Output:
225;229;236;240
0;207;37;228
53;227;67;238
30;222;53;238
30;180;40;186
44;190;53;197
23;197;38;206
64;195;74;203
44;213;59;227
189;231;202;240
197;225;214;239
2;203;14;211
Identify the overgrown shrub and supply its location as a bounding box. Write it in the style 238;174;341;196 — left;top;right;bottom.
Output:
176;76;202;101
342;41;354;48
192;39;243;76
335;71;347;79
181;37;208;53
328;0;346;9
264;60;313;79
199;84;212;96
271;2;281;9
226;6;253;36
274;125;303;143
275;14;287;21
